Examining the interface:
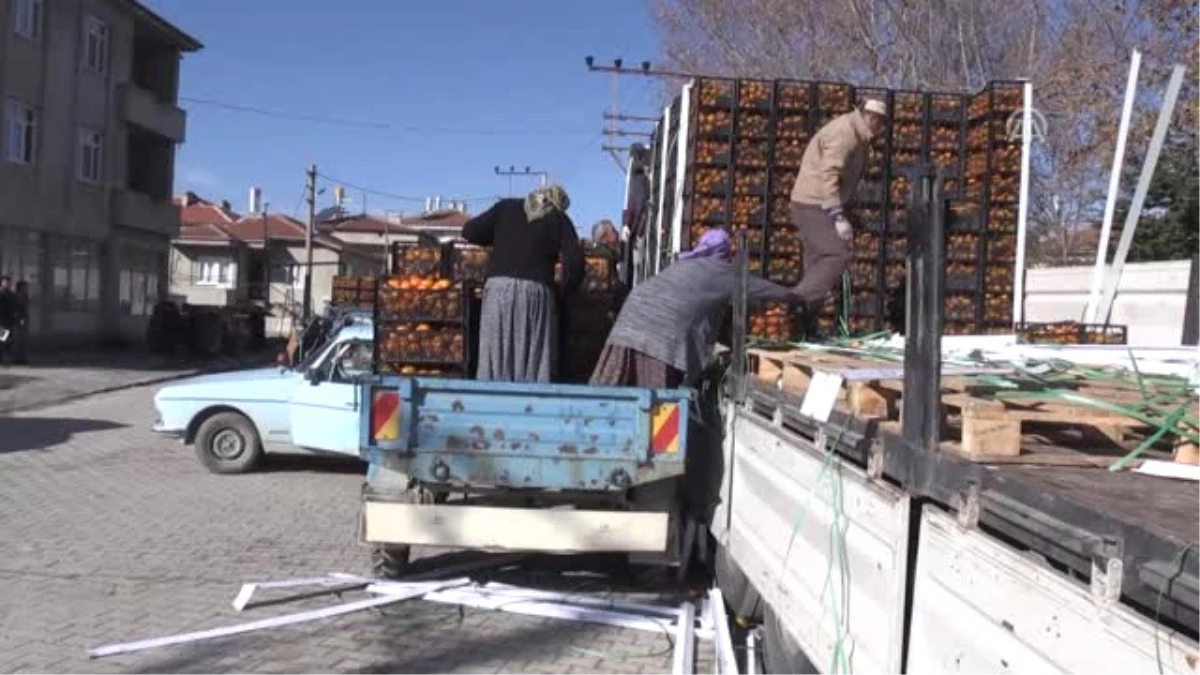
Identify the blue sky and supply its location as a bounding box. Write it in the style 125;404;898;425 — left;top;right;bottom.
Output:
147;0;664;232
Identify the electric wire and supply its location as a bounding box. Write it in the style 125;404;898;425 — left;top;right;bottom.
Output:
181;95;595;137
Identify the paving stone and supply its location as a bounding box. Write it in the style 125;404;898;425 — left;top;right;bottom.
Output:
0;384;694;674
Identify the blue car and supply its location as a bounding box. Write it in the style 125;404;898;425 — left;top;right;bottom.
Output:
152;316;375;473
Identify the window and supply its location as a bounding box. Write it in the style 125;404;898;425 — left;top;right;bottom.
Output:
48;237;98;312
4;99;38;165
13;0;43;40
196;255;236;288
77;127;103;182
84;15;108;74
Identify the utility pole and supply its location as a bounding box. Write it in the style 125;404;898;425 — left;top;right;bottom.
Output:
588;57;659;173
303;164;316;322
494;165;548;195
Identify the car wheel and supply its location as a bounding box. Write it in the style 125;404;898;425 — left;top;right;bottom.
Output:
370;544;412;580
194;412;263;474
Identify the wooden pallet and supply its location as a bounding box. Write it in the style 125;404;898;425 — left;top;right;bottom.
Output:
749;347;1199;465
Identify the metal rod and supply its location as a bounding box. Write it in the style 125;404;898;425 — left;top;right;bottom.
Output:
1012;81;1034;324
586;60;702;80
604;129;655;138
672;601;696;675
1086;49;1141;323
605;112;661;122
1097;64;1186;325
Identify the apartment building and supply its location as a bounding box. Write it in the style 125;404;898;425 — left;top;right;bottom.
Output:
0;0;200;345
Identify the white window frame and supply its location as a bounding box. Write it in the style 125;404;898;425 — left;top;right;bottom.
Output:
83;15;109;75
77;127;103;182
196;255;236;288
4;98;38;165
13;0;43;40
288;263;305;290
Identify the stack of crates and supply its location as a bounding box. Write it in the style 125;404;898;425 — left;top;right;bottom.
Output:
557;243;621;383
663;76;1027;341
375;241;470;377
330;275;376;310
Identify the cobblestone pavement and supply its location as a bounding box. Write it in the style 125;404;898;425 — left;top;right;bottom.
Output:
0;384;712;674
0;349;276;414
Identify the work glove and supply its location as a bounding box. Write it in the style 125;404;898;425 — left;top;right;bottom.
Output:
827;207;853;242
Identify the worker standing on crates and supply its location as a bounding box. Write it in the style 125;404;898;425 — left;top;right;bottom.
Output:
789;98;888;339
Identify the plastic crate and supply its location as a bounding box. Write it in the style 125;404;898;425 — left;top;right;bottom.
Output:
375;280;465;323
696;78;735;109
391;241;447;277
451;244;490;283
376;324;468;365
1015;322;1128;346
928;93;966;124
749;302;802;342
775;81;812;111
738;79;773;110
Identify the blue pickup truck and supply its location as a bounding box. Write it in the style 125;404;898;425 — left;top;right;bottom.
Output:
153;312;700;575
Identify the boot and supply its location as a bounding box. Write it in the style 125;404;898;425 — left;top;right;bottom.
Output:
797;300;822;344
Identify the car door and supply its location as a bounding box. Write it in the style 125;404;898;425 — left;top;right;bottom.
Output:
289;339;372;456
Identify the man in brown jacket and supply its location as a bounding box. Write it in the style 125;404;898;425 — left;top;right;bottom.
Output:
790;99;887;332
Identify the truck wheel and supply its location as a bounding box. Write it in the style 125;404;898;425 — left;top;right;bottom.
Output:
760;605;818;674
371;544;411;579
715;543;762;622
194;412;263;474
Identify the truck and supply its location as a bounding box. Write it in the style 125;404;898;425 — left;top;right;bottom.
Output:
625;74;1199;673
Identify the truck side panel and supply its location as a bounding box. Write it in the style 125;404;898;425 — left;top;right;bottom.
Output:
908;507;1200;673
360;377;690;491
719;410;911;673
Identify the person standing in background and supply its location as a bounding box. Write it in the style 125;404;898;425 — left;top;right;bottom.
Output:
0;277;15;365
789;98;887;337
12;280;29;364
462;184;584;383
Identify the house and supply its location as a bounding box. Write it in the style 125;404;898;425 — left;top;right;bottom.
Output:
0;0;202;345
320;200;474;268
170;191;382;335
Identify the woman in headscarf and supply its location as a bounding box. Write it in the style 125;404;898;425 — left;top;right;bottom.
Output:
462;184;584;383
589;227;802;388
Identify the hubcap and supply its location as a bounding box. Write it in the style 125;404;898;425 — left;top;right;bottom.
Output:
211;428;246;460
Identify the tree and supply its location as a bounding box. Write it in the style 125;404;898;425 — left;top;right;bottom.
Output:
1113;138;1200;262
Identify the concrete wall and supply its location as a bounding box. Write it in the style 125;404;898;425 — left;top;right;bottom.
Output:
1023;260;1193;346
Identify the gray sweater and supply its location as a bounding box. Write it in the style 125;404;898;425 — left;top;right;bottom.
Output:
604;258;796;380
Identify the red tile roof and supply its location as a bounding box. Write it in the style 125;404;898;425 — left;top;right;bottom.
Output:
327;209;472;235
223;212;308;242
174;193;240;227
176;222;235;242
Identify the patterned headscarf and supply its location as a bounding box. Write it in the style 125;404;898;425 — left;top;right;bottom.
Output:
524;184;571;221
678;228;732;262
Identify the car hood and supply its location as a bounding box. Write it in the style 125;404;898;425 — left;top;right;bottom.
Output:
156;366;302;403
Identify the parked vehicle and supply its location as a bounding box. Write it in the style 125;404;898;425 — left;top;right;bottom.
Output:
152;313;373;473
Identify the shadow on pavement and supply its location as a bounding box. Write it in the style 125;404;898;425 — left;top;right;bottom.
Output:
0;373;37;390
256;453;366;475
0;417;128;454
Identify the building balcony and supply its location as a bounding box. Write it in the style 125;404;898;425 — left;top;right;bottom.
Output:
113;188;181;237
168;284;238;307
119;83;186;143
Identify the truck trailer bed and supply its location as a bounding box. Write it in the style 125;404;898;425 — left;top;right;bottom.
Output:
743;379;1199;637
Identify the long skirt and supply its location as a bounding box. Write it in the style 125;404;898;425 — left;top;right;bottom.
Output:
476;277;558;383
588;343;684;389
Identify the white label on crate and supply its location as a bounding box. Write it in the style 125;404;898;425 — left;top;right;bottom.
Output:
799;371;844;423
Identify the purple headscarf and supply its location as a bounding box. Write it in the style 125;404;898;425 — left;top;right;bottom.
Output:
678;228;732;261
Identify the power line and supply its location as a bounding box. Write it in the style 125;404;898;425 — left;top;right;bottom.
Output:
180;96;595;136
315;171;499;205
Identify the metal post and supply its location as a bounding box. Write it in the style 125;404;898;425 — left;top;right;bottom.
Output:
1086;49;1141;324
1013;81;1034;324
303;164;316;322
1097;64;1186;325
902;165;944;454
1183;255;1198;346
